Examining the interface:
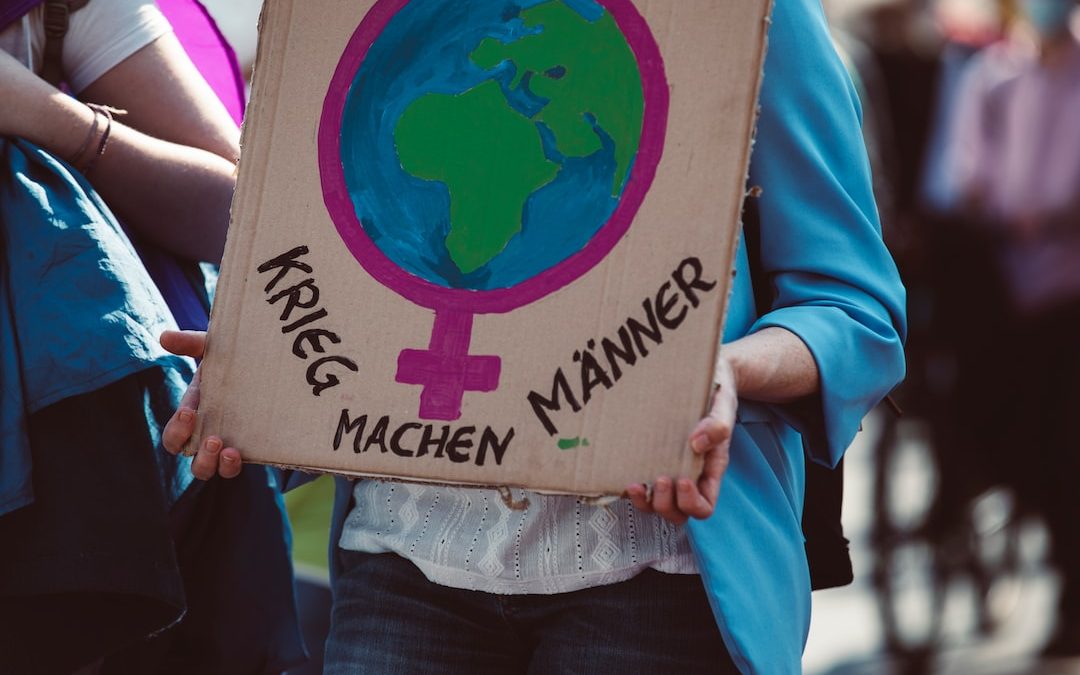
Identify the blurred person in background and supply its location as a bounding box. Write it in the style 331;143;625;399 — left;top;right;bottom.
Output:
940;0;1080;656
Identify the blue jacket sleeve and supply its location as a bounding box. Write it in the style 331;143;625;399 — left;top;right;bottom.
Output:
747;0;907;468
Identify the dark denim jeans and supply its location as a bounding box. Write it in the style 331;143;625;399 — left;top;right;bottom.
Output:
325;551;738;674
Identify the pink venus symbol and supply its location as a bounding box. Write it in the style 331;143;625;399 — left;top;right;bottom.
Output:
395;311;501;420
318;0;668;421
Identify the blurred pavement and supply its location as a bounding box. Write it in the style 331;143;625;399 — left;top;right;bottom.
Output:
804;414;1080;674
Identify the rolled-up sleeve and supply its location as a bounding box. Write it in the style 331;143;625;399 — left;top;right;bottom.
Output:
748;0;907;468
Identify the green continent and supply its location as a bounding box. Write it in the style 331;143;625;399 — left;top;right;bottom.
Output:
395;80;559;274
471;0;644;195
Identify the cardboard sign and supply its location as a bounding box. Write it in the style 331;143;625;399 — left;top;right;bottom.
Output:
191;0;771;496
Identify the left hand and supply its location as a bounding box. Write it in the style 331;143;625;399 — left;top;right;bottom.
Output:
626;355;737;525
160;330;243;480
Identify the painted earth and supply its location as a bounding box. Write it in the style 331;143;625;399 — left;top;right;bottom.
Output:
339;0;645;290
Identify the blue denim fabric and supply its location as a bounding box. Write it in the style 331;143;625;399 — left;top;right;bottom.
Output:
325;551;738;674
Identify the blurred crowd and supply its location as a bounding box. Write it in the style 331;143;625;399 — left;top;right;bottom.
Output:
1;0;1074;671
830;0;1080;664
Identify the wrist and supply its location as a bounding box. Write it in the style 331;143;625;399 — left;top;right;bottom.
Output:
717;342;750;393
720;327;820;403
45;98;98;165
15;85;97;163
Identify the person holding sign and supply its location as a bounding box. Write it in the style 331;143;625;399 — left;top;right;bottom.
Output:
161;0;906;672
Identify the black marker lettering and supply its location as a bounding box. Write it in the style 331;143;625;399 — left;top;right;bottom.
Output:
527;368;581;436
390;423;421;457
268;278;320;323
333;410;367;453
575;344;612;405
655;280;689;330
672;256;717;309
257;246;312;293
600;327;637;381
528;257;720;434
476;427;515;467
292;328;342;359
627;298;663;357
445;426;474;463
419;425;450;458
362;415;390;454
307;355;359;396
281;308;329;334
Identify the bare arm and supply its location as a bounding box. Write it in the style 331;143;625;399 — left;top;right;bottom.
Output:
79;32;240;162
723;326;819;403
0;33;239;263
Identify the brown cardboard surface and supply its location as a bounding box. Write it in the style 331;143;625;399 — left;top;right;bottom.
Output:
191;0;772;496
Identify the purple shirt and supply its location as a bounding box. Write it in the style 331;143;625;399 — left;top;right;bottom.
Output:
951;32;1080;312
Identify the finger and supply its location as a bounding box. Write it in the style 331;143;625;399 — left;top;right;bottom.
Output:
652;477;688;525
191;436;223;481
218;447;243;479
697;438;731;507
162;406;196;455
160;330;207;359
625;483;654;513
675;478;713;520
162;369;201;455
178;367;202;412
690;392;735;455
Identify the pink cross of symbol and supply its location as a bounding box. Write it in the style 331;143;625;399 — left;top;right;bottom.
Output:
396;310;501;420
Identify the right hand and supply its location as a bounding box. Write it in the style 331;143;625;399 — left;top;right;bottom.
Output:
160;330;243;480
625;354;737;525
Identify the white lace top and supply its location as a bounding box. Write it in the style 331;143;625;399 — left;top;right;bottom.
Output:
339;481;698;595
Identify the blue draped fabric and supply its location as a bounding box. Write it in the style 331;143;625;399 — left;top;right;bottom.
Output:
2;2;304;668
687;1;907;671
0;138;196;516
0;138;305;672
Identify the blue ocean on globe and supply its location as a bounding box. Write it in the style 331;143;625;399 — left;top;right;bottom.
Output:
339;0;645;291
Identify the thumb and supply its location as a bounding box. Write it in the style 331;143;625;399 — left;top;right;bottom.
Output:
160;330;208;359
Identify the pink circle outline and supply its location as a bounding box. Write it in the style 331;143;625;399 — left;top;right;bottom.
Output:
318;0;669;315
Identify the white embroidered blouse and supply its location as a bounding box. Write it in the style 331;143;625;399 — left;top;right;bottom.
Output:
339;480;698;595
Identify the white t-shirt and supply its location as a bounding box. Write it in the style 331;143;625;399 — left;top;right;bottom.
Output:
0;0;171;93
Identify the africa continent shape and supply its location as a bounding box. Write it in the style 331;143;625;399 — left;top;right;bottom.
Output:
393;0;644;276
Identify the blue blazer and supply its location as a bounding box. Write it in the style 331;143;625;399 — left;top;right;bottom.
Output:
300;0;907;672
690;0;906;671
